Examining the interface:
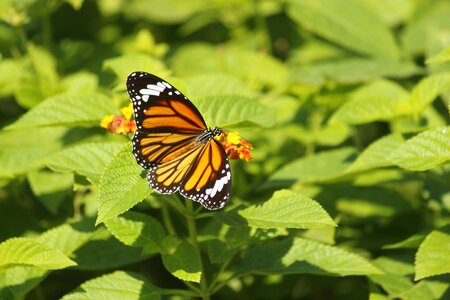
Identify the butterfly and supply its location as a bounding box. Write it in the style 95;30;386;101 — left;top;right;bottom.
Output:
126;72;231;210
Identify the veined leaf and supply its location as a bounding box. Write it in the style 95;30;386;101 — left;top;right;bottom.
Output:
415;227;450;280
6;93;117;130
390;126;450;171
162;240;202;283
266;147;357;188
330;79;411;125
0;238;76;270
97;143;151;225
241;237;382;276
347;134;405;172
61;271;161;300
47;142;125;183
193;95;274;128
410;72;450;114
288;0;399;58
217;190;336;229
0;59;23;97
105;211;166;253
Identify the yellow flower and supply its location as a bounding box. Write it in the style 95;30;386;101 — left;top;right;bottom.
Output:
226;132;242;145
100;114;114;129
120;104;134;120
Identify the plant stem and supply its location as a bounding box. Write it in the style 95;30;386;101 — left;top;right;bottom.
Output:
161;204;176;236
185;199;210;300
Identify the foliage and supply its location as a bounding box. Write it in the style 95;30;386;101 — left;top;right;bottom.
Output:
0;0;449;299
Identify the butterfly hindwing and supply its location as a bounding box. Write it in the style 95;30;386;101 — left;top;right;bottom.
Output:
127;72;206;133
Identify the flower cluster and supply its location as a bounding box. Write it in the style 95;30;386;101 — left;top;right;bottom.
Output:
100;104;136;134
216;132;253;161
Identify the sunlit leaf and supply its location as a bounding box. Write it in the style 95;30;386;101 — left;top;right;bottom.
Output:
162;240;202;282
415;227;450;280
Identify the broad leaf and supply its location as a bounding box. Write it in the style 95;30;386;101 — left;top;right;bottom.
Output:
217;190;336;229
415;227;450;280
6;93;117;130
390;127;450;171
193;95;274;128
103;54;168;81
47;142;125;183
347;134;405;172
186;73;251;98
330;79;411;125
288;0;399;58
241;237;382;276
426;46;450;65
0;238;76;270
61;271;161;300
162;240;201;282
105;211;166;253
410;72;450;114
97;144;151;224
266;147;357;188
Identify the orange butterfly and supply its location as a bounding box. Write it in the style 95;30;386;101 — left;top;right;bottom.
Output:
127;72;231;210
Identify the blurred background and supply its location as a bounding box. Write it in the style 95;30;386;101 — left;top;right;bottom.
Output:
0;0;449;299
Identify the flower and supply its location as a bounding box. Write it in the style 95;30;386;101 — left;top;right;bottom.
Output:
100;105;136;135
216;131;253;161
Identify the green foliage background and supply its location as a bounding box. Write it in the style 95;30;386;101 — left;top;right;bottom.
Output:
0;0;450;299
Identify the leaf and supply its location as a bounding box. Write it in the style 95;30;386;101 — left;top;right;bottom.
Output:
369;275;413;298
383;233;427;250
426;45;450;64
266;147;357;188
290;58;420;85
27;169;73;214
61;72;98;93
410;72;450;114
193;95;274;128
217;190;336;229
207;240;237;264
162;240;202;282
288;0;399;58
0;127;67;176
186;73;251;98
0;238;76;270
105;211;166;253
415;227;450;280
0;59;23;97
346;134;405;173
97;143;151;225
6;93;117;130
390;126;450;171
330;79;411;125
103;54;168;82
61;271;161;300
241;237;382;276
399;279;450;300
47;142;125;183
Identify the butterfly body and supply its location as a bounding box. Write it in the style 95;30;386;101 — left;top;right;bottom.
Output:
127;72;231;210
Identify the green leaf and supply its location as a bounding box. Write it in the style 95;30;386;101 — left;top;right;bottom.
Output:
61;72;98;93
241;237;382;276
410;72;450;114
330;79;411;125
346;134;405;173
103;54;168;82
186;73;251;98
47;142;125;183
0;59;23;97
415;227;450;280
390;126;450;171
0;127;67;176
61;271;161;300
288;0;399;58
369;275;413;298
193;95;274;128
6;93;117;130
27;169;73;214
399;279;450;300
105;211;166;253
97;143;151;225
426;45;450;64
266;147;357;188
207;240;237;264
290;58;420;85
0;237;76;270
162;240;202;282
217;190;336;229
383;233;427;250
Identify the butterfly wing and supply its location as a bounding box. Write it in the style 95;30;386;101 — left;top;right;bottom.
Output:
148;139;231;210
127;72;207;168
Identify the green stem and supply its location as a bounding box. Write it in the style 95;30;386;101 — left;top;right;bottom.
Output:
161;204;176;236
185;199;210;300
209;256;233;291
211;272;242;294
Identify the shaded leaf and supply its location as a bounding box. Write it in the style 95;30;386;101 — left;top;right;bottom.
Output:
162;240;201;282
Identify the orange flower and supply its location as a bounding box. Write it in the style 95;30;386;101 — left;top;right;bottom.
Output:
216;132;253;161
100;106;136;135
